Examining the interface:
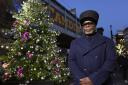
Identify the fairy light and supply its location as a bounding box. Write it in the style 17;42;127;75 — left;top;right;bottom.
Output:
41;77;44;80
1;45;4;48
6;46;9;49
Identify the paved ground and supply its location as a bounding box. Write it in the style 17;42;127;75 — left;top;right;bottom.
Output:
111;66;128;85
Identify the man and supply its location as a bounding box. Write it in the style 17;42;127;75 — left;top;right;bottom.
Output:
68;10;116;85
97;27;104;35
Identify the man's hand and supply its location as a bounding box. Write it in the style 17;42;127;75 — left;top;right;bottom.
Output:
2;63;9;69
80;77;93;85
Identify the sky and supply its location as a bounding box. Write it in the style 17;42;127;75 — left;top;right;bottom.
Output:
57;0;128;37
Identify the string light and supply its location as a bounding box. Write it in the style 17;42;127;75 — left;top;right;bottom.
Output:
1;45;4;48
41;77;44;80
21;47;23;49
30;78;33;81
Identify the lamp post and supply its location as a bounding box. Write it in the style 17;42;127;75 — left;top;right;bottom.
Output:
110;25;113;39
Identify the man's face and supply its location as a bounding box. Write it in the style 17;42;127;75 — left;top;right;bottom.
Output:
82;21;96;34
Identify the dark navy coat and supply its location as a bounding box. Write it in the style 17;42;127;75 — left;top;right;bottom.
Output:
68;33;116;85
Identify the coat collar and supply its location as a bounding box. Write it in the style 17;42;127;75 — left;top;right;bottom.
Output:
79;33;106;56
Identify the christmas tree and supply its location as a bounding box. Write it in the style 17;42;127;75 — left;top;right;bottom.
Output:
6;0;69;84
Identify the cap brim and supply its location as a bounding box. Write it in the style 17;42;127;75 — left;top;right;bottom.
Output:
80;17;97;25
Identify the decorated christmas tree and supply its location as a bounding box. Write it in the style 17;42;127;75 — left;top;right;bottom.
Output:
5;0;69;84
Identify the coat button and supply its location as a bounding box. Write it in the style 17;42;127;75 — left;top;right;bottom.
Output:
95;56;98;59
84;68;87;71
